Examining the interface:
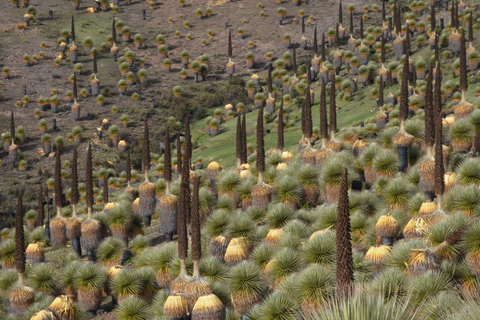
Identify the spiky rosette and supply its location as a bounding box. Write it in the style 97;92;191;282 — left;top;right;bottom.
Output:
403;217;429;239
106;265;123;295
419;201;437;216
375;213;400;239
325;139;343;152
80;218;103;251
50;216;67;249
352;138;368;158
191;293;225;320
444;172;456;192
315;147;333;171
9;285;35;314
407;249;440;275
224;237;251;266
49;294;77;320
207;161;222;180
210;236;230;261
265;228;283;246
139;181;156;219
132;198;140;214
466;251;480;274
376;111;388;129
418;157;436;193
364;245;392;266
300;147;317;165
74;263;106;312
184;277;212;312
163;294;189;318
251;183;273;209
454;92;473;119
449;30;461;54
25;241;44;263
229;261;265;314
66;216;82;240
97;238;125;268
30;310;59;320
108;202;133;243
158;194;178;238
392;126;414;147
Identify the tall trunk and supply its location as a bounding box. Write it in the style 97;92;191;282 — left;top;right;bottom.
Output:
126;151;132;188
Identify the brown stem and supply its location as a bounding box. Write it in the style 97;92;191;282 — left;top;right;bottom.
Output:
72;203;77;218
180;259;187;277
193;260;200;278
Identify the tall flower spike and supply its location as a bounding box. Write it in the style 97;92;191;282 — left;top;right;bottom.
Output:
71;149;79;210
236;112;242;167
430;4;436;33
292;46;297;75
164;126;172;186
336;168;353;298
330;74;337;135
176;132;182;178
126;151;131;186
378;75;384;107
278;93;284;151
359;15;364;39
93;50;98;75
36;184;44;228
339;0;343;25
191;175;201;266
86;144;93;218
241;112;247;164
320;78;328;140
459;29;467;92
15;189;25;275
425;63;434;151
256;102;265;179
228;29;232;58
103;169;108;205
267;63;272;94
73;73;78;100
382;0;386;22
349;10;353;35
71;15;75;42
10;111;15;143
143;117;151;182
54;149;63;215
469;11;474;43
304;66;312;140
321;33;326;62
434;62;444;204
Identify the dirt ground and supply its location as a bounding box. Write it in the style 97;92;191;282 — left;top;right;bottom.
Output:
0;0;375;218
